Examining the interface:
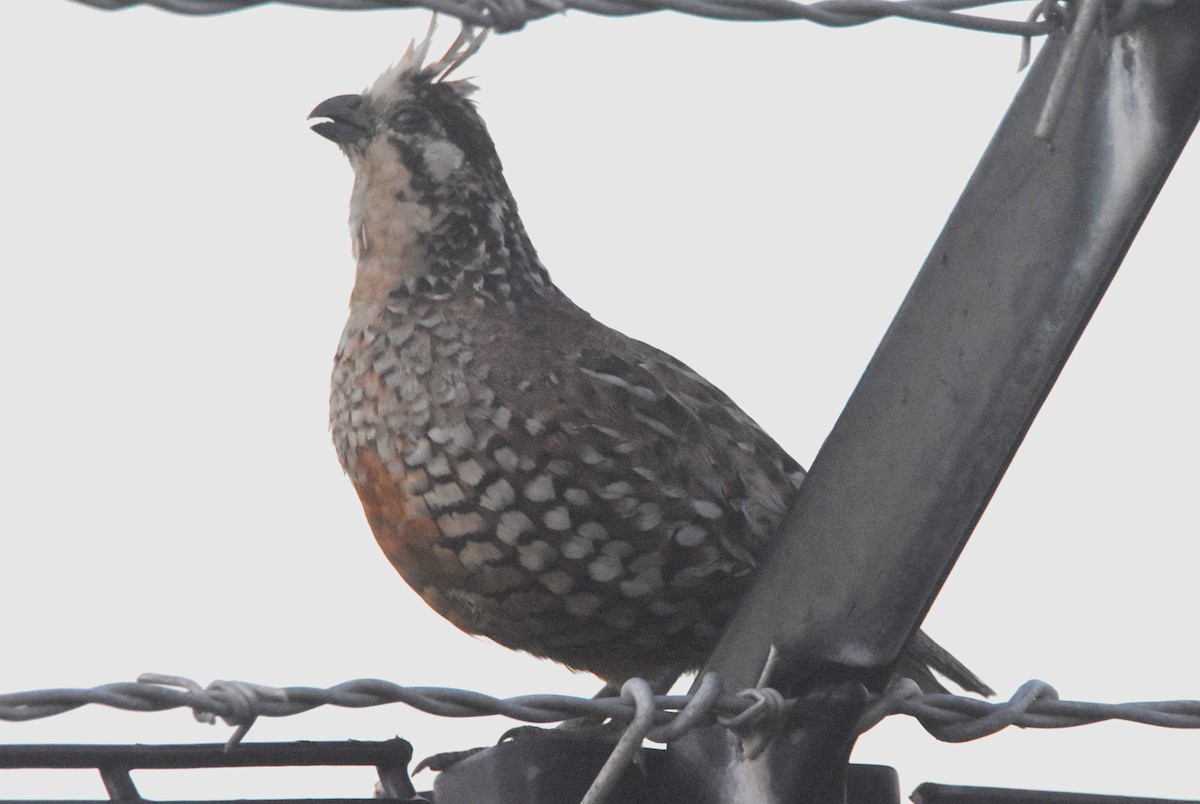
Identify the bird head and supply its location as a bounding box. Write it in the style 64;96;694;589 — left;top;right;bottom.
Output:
310;20;550;307
310;21;495;185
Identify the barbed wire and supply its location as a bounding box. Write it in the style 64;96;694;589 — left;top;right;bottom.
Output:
6;672;1199;803
65;0;1183;34
69;0;1073;34
61;0;1182;138
4;672;1200;744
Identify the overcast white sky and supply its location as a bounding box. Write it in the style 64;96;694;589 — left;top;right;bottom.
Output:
1;1;1198;800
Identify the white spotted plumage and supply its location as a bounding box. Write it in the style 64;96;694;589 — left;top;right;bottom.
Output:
312;26;993;696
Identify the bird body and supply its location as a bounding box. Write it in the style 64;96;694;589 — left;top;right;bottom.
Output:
313;26;989;695
331;266;806;682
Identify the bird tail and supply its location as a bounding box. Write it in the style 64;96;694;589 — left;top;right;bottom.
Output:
902;630;995;697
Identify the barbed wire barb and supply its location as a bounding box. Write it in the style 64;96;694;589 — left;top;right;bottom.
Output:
70;0;1082;35
5;673;1200;747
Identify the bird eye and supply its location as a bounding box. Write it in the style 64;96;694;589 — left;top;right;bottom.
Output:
391;105;432;134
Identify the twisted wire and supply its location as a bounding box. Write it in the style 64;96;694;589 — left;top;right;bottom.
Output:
4;672;1200;745
64;0;1181;135
65;0;1181;34
7;671;1199;803
66;0;1086;34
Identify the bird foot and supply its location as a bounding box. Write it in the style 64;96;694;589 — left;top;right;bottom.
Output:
413;745;489;774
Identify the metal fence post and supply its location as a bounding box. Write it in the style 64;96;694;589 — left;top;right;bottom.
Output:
665;5;1200;801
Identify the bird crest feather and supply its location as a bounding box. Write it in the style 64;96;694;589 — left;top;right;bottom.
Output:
367;15;488;103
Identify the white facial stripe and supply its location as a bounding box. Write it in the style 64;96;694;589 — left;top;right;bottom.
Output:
423;140;465;182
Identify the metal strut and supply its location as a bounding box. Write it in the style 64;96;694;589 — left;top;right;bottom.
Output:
659;3;1200;803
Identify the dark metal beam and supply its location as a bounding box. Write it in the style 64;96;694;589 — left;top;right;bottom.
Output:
702;0;1200;697
0;740;425;803
0;739;414;770
665;3;1200;801
911;782;1200;804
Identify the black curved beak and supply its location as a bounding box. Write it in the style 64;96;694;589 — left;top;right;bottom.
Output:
309;94;373;145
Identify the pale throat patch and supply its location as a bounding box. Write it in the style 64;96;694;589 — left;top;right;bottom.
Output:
347;138;436;312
